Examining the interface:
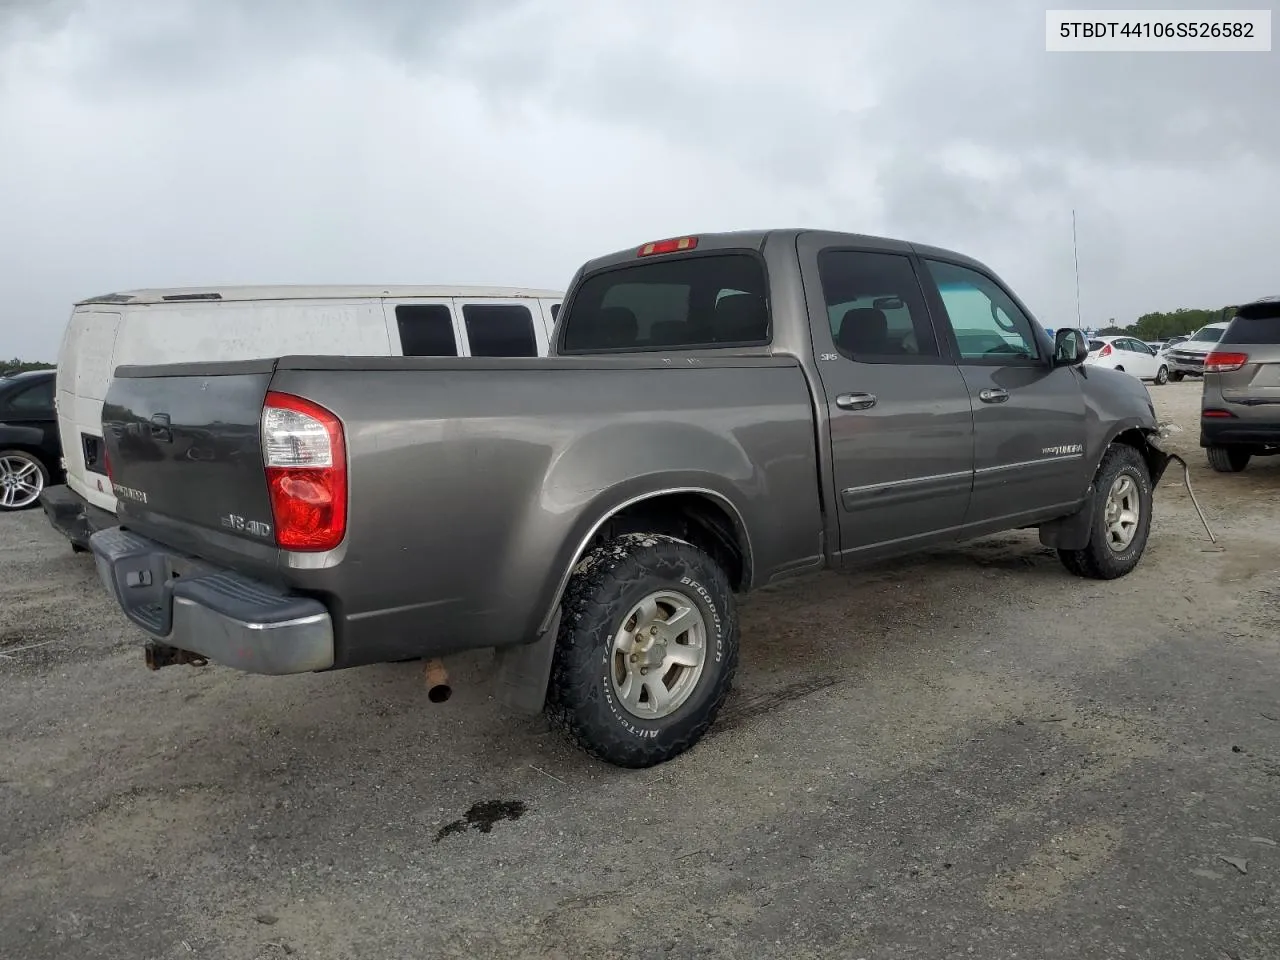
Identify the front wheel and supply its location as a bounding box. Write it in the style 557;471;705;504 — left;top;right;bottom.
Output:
0;450;48;511
1206;445;1251;473
546;533;739;768
1153;365;1169;385
1169;371;1185;382
1058;444;1153;580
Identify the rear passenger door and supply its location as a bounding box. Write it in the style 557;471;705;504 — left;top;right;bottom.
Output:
453;298;545;357
798;238;975;560
383;299;461;357
917;257;1088;525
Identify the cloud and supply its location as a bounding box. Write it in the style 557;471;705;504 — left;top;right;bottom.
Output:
1;0;1278;358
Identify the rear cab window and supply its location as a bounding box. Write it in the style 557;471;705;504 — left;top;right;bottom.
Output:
559;253;769;353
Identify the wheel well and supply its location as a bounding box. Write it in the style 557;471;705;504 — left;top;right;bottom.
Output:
1110;427;1167;484
594;492;750;590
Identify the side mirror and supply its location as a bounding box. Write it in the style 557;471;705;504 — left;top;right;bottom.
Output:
1053;328;1089;366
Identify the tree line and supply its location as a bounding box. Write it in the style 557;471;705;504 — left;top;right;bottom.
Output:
2;358;57;374
1096;305;1232;341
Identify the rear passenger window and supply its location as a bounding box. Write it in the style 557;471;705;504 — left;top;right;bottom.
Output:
462;304;538;357
396;304;457;357
6;378;55;411
817;250;941;363
559;253;769;353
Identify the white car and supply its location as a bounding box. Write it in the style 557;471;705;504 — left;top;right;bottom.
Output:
1085;335;1170;385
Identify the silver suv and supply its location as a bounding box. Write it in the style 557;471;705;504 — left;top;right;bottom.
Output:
1200;297;1280;472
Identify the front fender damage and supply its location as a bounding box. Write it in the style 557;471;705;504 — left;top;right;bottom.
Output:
1038;426;1177;552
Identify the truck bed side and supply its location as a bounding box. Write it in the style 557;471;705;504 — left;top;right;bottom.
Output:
101;354;823;668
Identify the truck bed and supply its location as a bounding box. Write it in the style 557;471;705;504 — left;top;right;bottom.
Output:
101;354;824;668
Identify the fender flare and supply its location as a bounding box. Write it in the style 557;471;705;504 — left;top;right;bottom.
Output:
535;484;753;637
493;485;753;717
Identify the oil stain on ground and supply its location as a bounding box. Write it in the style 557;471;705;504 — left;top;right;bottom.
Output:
434;799;528;842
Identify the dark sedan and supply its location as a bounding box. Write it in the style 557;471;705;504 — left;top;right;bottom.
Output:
0;368;63;511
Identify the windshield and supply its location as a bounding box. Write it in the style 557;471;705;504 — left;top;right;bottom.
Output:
1189;326;1225;343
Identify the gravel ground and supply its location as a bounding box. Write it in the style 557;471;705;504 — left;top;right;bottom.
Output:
1;379;1278;960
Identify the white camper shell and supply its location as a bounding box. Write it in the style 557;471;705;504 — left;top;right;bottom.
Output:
41;284;564;548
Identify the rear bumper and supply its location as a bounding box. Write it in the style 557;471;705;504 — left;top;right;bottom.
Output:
39;484;117;549
1200;416;1280;448
89;527;334;675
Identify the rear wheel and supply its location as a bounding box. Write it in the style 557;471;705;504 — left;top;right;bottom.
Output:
546;533;739;768
1206;445;1251;473
1154;365;1169;385
0;450;48;511
1058;444;1153;580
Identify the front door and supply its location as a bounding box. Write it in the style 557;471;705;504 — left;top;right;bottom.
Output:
918;257;1088;525
799;240;975;560
1119;338;1158;379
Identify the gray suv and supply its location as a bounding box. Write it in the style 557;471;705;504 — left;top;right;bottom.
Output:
1200;297;1280;472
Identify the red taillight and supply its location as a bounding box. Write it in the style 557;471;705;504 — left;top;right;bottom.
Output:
1098;343;1113;358
261;391;346;552
1204;350;1248;373
638;236;698;257
1202;409;1236;419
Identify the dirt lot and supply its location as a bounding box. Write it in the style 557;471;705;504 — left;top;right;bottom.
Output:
2;380;1278;960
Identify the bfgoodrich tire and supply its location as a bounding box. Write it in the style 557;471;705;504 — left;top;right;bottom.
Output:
1058;443;1153;580
1206;445;1251;473
546;533;739;768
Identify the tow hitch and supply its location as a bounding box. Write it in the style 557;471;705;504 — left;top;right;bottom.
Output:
144;641;208;670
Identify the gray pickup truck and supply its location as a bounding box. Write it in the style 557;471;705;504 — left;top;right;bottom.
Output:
90;229;1171;767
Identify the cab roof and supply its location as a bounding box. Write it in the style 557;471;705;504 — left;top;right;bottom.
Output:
75;284;564;306
573;228;995;276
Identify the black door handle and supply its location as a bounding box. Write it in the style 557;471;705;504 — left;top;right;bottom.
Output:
978;388;1009;404
835;392;877;411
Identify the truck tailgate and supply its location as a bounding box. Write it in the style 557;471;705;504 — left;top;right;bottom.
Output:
100;361;280;568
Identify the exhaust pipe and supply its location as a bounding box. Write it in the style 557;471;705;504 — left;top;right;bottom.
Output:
423;658;452;703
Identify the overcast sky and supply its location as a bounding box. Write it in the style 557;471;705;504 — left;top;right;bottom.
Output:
2;0;1277;359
